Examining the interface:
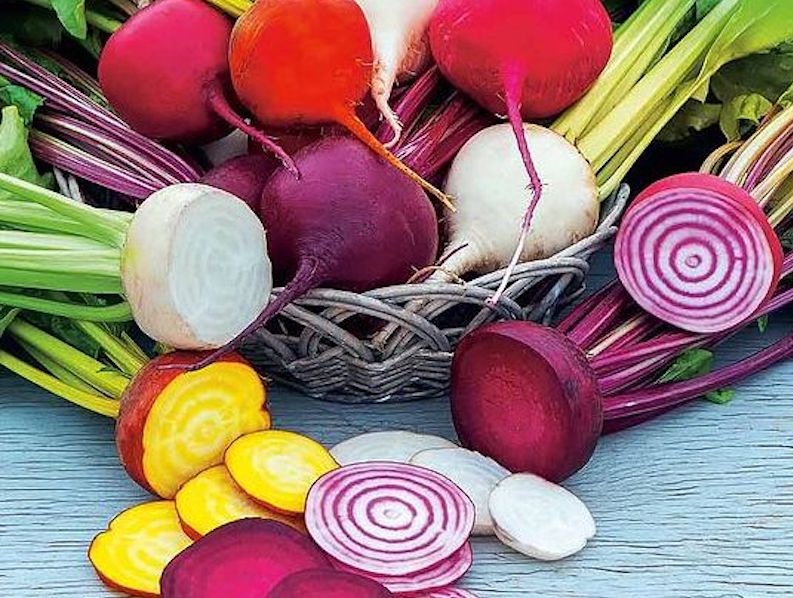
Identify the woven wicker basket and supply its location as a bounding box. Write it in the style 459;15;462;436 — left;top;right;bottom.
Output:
242;186;629;403
54;171;626;402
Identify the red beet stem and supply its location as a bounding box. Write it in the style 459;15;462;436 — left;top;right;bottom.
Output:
487;71;545;306
556;280;620;333
603;331;793;422
205;80;298;176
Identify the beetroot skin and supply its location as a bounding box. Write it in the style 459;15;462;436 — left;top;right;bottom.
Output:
260;135;439;289
160;519;331;598
99;0;234;143
200;154;278;210
269;569;394;597
450;321;603;482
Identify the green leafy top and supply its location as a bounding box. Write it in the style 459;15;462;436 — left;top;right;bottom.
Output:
51;0;88;39
0;76;44;126
0;106;50;196
658;348;735;405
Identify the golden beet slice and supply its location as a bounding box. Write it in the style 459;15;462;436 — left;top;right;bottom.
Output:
225;430;338;514
176;465;306;538
116;351;270;498
89;501;193;597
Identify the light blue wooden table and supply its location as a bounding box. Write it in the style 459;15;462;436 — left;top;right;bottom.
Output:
1;254;792;598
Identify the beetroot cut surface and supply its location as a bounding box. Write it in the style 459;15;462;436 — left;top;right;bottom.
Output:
269;568;394;597
451;321;602;482
331;542;473;593
160;519;331;598
305;462;475;576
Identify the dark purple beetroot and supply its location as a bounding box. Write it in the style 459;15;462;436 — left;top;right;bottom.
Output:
269;569;393;598
200;154;278;210
160;519;331;598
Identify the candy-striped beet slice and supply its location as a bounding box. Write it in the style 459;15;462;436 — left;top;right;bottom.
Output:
332;542;473;593
615;173;782;334
305;461;475;576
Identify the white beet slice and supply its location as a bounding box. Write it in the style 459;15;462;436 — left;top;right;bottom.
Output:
121;183;272;350
329;431;457;465
489;474;595;561
410;447;510;535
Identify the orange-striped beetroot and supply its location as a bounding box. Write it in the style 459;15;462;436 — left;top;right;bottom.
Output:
228;0;449;205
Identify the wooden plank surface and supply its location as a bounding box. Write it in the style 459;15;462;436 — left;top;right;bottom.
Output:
1;255;792;597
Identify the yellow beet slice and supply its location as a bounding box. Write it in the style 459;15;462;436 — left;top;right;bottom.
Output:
89;501;193;597
225;430;339;514
175;465;306;538
116;352;271;499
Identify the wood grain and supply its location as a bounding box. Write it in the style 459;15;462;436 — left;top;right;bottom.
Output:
1;254;792;597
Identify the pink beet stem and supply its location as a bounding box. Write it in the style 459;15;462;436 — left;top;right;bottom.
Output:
205;80;299;177
487;71;544;307
603;331;793;421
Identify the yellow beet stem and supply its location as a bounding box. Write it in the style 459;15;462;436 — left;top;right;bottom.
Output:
0;350;119;417
8;319;129;399
339;111;455;211
141;361;270;498
89;501;193;597
225;430;339;514
175;465;305;538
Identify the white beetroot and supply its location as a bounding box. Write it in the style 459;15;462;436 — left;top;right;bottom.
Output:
354;0;438;146
330;430;457;465
0;174;273;351
121;183;272;349
489;474;595;561
410;447;510;535
431;123;599;282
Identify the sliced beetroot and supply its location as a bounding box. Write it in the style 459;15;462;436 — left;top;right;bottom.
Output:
269;569;393;597
160;519;330;598
615;173;783;334
332;542;473;594
403;589;478;598
450;321;602;482
305;462;475;576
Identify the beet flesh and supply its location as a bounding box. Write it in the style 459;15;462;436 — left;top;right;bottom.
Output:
450;321;602;482
269;569;394;598
160;519;331;598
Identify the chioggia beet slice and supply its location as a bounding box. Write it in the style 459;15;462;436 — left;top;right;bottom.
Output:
403;588;479;598
615;173;783;333
160;519;331;597
305;461;475;576
332;542;473;593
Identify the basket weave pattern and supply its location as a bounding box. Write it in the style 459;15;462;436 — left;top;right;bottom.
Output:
242;186;629;403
